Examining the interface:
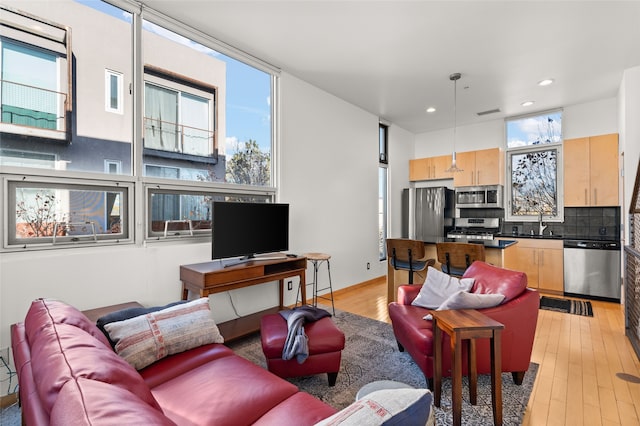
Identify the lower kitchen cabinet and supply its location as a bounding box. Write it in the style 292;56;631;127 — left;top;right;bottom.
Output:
503;238;563;293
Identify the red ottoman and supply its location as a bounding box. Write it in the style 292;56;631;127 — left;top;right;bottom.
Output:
260;313;345;386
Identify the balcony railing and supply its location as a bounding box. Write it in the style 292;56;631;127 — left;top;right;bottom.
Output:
625;244;640;360
143;117;215;157
0;80;67;134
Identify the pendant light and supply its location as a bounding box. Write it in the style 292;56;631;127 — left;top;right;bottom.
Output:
445;72;464;173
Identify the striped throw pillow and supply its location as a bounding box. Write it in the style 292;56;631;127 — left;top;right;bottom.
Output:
104;297;224;370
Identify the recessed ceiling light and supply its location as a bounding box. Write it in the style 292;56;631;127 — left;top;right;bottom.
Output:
538;79;554;86
426;107;436;113
521;101;535;107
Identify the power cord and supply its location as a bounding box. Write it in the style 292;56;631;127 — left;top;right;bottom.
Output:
226;292;241;319
0;353;18;396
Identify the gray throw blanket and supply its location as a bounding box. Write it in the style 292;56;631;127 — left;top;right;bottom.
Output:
279;306;331;364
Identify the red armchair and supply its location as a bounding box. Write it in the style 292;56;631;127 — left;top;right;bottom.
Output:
388;261;539;389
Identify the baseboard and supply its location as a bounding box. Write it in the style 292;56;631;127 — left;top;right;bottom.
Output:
332;276;386;296
288;275;386;307
0;392;18;409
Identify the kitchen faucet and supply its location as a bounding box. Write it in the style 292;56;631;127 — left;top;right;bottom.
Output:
538;212;547;236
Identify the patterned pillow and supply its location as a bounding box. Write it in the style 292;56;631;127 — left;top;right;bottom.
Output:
411;266;474;309
314;388;433;426
97;300;187;349
104;298;224;370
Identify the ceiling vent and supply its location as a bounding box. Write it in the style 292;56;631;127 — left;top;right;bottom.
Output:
476;108;501;116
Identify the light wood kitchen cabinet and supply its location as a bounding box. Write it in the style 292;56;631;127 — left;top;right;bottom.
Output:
503;238;563;293
409;154;453;181
409;158;430;181
453;148;503;187
564;133;619;206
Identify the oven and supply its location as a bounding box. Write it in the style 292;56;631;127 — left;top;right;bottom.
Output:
447;218;500;241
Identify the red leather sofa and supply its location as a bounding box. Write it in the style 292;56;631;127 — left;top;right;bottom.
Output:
11;298;338;425
388;261;539;389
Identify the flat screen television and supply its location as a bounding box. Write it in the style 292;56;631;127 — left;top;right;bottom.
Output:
211;201;289;263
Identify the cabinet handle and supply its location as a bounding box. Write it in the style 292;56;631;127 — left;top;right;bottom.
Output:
594;188;597;205
432;165;435;178
477;171;480;185
585;188;588;204
540;251;544;266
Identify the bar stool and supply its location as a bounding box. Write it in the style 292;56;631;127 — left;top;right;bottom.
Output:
386;238;434;285
435;242;485;277
296;252;335;315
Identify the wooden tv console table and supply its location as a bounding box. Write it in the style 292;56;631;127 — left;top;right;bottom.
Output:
179;255;307;341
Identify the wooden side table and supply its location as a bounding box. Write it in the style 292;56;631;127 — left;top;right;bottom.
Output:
431;309;505;426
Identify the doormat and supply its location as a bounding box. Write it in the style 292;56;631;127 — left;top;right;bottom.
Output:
539;296;593;317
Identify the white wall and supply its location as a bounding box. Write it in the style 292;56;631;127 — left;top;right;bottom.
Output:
415;97;619;153
415;120;504;156
279;73;387;306
387;125;414;239
619;66;640;245
563;97;619;139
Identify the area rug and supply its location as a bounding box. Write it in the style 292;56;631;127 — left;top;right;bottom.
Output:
539;296;593;316
227;308;538;425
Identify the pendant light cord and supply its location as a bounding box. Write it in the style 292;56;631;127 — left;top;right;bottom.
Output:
446;72;463;172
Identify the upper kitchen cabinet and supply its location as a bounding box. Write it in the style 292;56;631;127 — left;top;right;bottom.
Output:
564;133;619;207
409;154;453;181
453;148;503;187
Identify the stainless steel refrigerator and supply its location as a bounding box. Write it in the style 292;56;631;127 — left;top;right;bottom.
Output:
402;187;454;241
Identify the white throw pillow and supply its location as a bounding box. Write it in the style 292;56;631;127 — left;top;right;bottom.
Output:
314;388;433;426
422;290;505;320
411;266;475;309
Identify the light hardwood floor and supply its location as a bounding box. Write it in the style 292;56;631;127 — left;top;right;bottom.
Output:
330;277;640;425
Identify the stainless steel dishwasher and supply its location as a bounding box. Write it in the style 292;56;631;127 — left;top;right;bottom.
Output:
563;239;621;302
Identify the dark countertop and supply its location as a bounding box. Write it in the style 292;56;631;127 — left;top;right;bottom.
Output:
422;237;517;249
494;232;564;240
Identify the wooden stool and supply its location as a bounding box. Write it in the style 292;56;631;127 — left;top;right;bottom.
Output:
431;309;504;426
296;252;335;315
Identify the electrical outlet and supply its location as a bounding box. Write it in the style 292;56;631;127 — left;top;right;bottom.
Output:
287;280;293;291
366;262;371;270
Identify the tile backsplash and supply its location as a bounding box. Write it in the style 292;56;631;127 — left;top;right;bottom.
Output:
502;206;620;239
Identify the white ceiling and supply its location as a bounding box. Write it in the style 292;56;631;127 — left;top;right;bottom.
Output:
144;0;640;134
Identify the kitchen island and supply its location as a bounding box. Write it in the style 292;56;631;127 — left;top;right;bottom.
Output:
387;239;517;303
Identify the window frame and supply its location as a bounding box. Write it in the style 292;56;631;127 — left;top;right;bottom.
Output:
505;110;564;223
144;181;274;240
3;173;134;250
0;0;280;252
378;123;389;261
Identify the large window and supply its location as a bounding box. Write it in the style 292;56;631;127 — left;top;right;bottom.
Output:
0;0;278;250
146;187;270;238
506;110;563;222
378;123;388;261
7;178;131;247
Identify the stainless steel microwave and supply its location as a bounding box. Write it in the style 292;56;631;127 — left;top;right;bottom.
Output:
455;185;503;208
